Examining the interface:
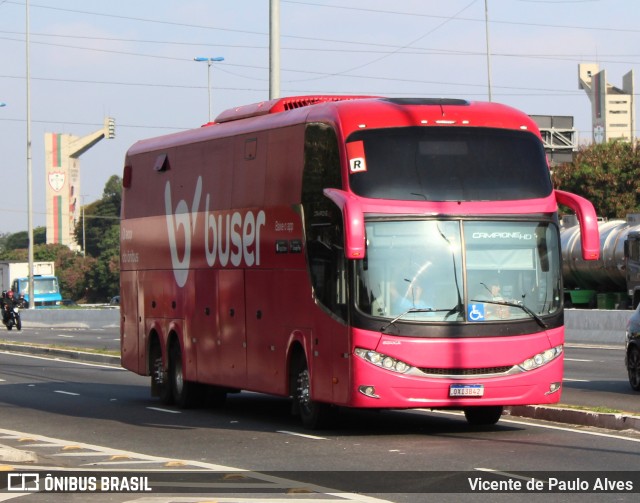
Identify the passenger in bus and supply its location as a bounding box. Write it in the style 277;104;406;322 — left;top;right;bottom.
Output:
475;280;510;319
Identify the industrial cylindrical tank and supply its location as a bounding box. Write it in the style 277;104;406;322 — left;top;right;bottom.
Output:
561;215;640;291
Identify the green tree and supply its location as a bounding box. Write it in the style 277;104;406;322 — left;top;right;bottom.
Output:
55;246;97;301
1;227;46;251
74;175;121;302
552;140;640;219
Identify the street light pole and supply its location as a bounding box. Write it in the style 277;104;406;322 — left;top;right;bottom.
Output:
269;0;280;99
484;0;493;102
193;56;224;122
26;0;35;306
81;199;86;258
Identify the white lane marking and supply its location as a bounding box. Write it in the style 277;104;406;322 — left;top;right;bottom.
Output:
146;407;181;414
56;335;74;338
54;390;80;396
425;409;640;443
475;467;538;483
277;430;328;440
563;378;590;382
565;358;592;362
0;493;30;501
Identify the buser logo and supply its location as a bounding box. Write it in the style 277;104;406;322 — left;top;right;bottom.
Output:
164;176;266;287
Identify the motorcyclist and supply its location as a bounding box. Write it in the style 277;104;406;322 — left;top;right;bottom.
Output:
2;290;19;325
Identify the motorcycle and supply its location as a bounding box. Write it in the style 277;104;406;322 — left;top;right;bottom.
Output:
2;303;21;331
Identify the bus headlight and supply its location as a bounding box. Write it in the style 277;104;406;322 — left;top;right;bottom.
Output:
355;348;413;374
518;345;563;371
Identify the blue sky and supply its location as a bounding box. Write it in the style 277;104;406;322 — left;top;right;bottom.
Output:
1;0;638;234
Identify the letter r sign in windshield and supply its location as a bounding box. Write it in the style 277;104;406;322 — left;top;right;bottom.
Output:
347;140;367;173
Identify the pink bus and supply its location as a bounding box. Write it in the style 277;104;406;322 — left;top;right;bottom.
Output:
120;96;599;428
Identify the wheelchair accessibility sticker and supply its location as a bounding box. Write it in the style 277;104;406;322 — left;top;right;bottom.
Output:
468;303;486;321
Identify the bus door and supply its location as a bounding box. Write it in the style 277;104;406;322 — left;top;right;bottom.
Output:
306;216;351;405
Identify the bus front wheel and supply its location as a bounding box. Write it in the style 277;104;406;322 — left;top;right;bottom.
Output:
463;406;503;426
292;359;332;429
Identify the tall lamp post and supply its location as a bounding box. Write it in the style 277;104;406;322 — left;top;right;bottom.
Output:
26;0;35;307
193;56;224;122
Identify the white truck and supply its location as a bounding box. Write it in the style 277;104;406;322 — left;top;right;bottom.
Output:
0;261;62;308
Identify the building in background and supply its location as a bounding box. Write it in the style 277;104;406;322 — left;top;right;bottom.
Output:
579;63;635;143
44;118;115;250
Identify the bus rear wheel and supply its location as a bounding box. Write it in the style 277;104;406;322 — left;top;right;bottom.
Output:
169;343;197;408
150;344;172;404
463;406;503;426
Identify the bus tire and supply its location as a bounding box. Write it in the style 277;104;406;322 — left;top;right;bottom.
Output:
627;346;640;391
150;344;172;405
292;359;333;429
464;406;503;426
169;343;196;408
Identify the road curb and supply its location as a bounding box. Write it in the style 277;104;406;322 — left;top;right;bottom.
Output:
0;343;120;366
0;445;38;464
506;405;640;431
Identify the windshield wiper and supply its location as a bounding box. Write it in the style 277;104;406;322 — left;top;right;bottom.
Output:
444;303;464;321
469;298;548;329
380;307;451;332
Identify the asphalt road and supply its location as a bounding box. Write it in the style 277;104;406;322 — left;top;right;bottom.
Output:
1;351;640;502
563;345;639;414
0;326;120;352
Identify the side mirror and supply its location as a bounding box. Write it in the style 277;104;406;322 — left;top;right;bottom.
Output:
555;189;600;260
322;188;366;259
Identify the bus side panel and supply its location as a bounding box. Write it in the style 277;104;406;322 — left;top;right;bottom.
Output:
192;268;220;385
265;125;305;207
245;267;313;397
217;269;247;387
138;269;193;378
310;307;350;405
246;269;286;394
120;270;140;374
232;133;266;208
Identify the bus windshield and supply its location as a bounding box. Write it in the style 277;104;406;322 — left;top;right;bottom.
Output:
347;127;552;201
356;219;561;324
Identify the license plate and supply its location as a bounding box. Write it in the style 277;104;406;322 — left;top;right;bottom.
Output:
449;384;484;397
